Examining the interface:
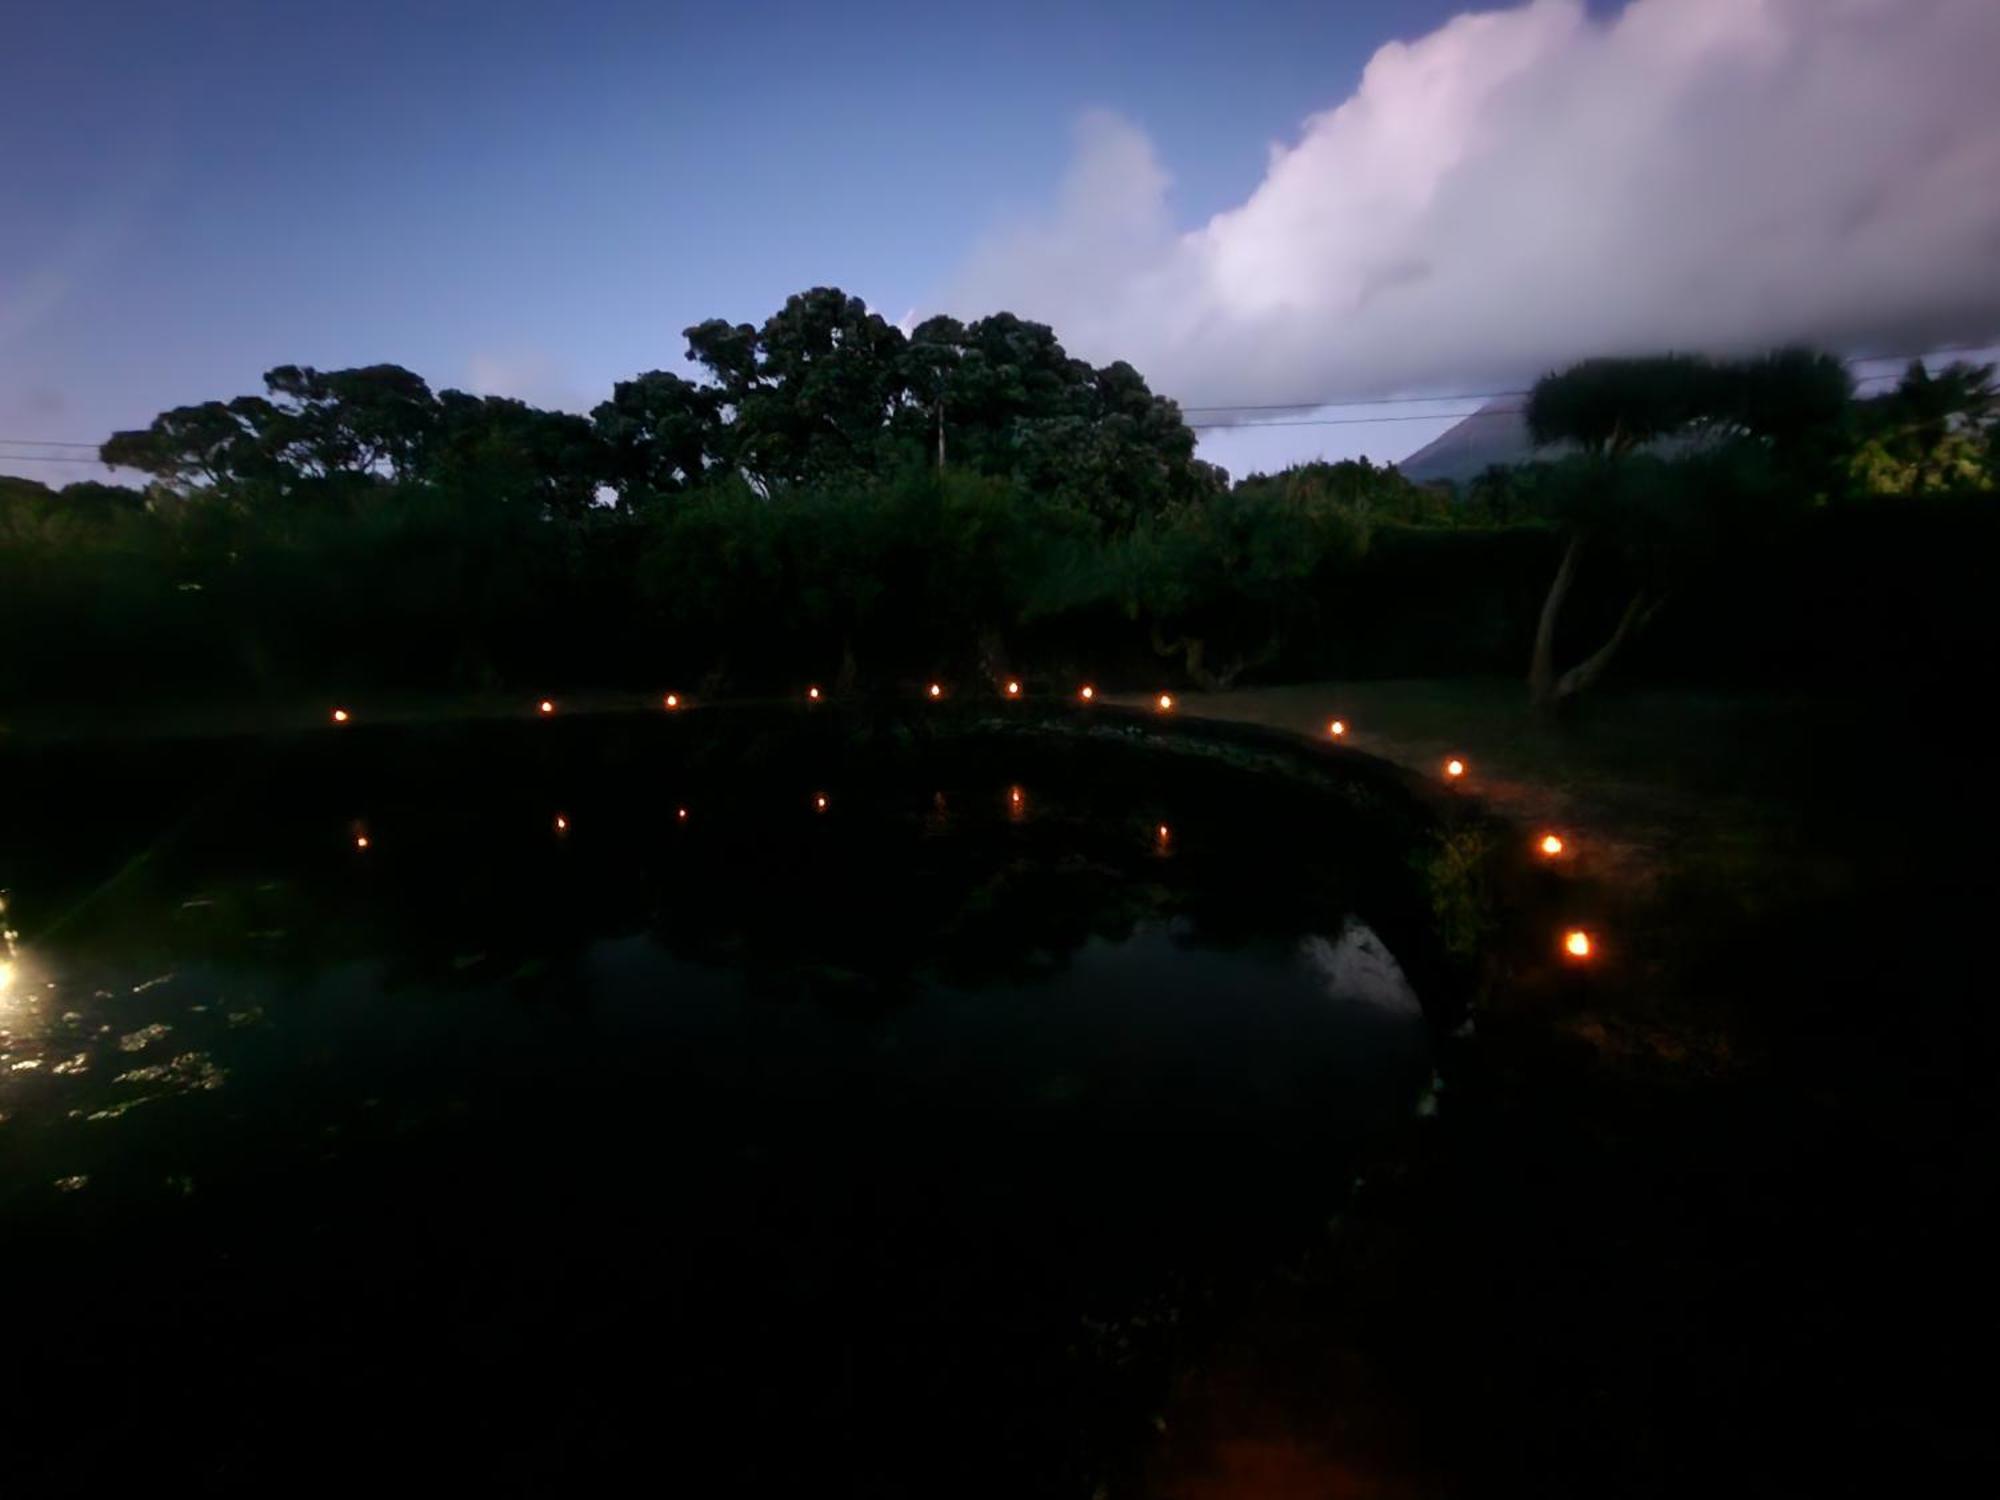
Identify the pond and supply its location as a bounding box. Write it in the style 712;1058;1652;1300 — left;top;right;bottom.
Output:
0;713;1441;1493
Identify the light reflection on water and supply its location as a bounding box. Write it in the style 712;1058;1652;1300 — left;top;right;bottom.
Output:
1;764;1435;1309
0;743;1452;1490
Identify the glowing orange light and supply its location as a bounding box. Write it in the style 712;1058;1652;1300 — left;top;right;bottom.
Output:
807;686;821;702
664;693;680;709
676;807;689;822
1005;680;1021;697
814;794;828;811
1009;788;1023;804
538;699;555;716
555;815;568;833
1328;719;1346;738
331;707;350;724
928;683;943;699
1564;929;1593;960
1157;823;1170;840
1539;833;1566;857
354;834;370;850
1157;693;1174;711
1079;685;1095;702
1444;758;1466;780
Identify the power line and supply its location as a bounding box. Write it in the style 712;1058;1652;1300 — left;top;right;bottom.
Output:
1;344;1988;456
1175;343;1996;416
0;453;113;466
1189;367;1952;434
1181;389;1529;414
1190;408;1522;431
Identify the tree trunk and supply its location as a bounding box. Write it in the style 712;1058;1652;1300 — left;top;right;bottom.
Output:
1550;589;1666;702
1529;532;1586;708
1149;624;1282;692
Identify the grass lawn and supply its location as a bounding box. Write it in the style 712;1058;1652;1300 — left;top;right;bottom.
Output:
1116;678;1904;1069
1115;676;1993;1495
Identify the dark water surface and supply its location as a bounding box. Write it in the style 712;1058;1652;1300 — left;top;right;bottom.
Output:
1;720;1434;1493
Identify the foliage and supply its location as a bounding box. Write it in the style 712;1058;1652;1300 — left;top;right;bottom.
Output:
1518;350;1857;707
1414;824;1498;963
667;293;1217;526
96;286;1214;536
9;333;1997;712
1848;360;1998;496
1525;354;1724;456
1113;481;1371;687
1526;349;1852;467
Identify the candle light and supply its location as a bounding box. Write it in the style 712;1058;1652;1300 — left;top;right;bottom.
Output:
807;686;821;702
538;699;556;716
928;683;943;699
1563;929;1593;960
354;833;370;850
555;814;568;833
331;707;350;724
813;794;828;812
1156;693;1174;712
1444;757;1466;780
1538;833;1566;857
676;807;689;822
1079;685;1095;702
664;693;681;709
1328;719;1346;738
1005;680;1021;697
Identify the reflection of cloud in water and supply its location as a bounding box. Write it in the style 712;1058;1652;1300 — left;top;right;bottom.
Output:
1300;919;1421;1019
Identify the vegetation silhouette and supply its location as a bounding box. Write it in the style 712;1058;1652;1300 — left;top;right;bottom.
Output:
3;291;1993;711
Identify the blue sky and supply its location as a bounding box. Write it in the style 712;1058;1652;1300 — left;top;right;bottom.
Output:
6;0;1996;486
3;0;1475;481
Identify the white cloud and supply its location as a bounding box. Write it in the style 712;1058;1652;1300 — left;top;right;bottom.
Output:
947;0;2000;411
463;351;591;413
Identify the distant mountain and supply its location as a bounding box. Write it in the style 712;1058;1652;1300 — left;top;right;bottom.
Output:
1396;399;1552;485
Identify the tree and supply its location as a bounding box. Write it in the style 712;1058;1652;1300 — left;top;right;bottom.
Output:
1120;482;1369;690
102;365;441;503
1521;350;1851;707
895;313;1216;529
592;370;722;502
429;392;607;518
672;292;1212;528
1232;458;1447;526
102;399;280;493
1850;360;1998;495
684;288;908;490
260;364;438;484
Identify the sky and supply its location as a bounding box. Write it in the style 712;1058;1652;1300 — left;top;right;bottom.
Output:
5;0;1998;487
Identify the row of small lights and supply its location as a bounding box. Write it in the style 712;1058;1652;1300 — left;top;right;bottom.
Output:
347;786;1172;855
330;687;1593;964
335;681;1121;724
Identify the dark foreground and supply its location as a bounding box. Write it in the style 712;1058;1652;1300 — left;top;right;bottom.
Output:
2;693;1992;1496
2;710;1446;1496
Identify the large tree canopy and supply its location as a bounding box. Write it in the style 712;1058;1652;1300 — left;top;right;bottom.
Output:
660;290;1218;523
100;288;1214;530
